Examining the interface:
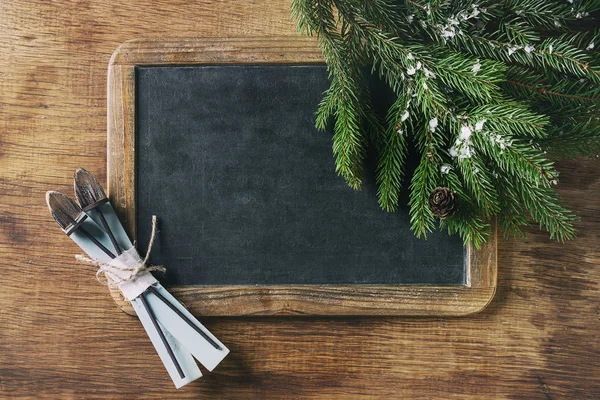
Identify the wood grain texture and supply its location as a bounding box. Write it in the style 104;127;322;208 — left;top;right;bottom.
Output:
0;0;598;398
106;37;496;317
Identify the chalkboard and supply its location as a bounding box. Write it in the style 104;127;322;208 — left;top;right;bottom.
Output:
135;64;466;286
107;38;497;316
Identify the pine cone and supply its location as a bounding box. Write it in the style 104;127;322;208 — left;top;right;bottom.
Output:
428;187;456;219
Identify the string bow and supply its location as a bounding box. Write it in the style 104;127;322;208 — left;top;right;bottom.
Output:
76;216;165;287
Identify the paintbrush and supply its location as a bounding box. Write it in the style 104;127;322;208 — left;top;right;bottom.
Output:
47;172;229;388
46;191;116;259
74;168;122;255
46;190;185;379
73;170;223;351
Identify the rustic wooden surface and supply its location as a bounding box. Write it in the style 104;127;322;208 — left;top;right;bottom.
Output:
106;37;496;317
0;1;598;398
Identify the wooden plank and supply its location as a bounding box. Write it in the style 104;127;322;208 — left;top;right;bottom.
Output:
106;37;497;316
1;0;598;398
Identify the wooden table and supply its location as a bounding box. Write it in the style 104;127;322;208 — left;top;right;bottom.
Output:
1;1;598;398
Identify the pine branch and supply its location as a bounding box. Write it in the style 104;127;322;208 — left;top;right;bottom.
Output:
541;117;600;159
432;52;505;103
455;154;500;217
501;18;540;45
440;169;489;247
503;66;600;107
537;38;600;84
504;0;572;29
377;94;410;211
495;177;529;240
468;103;550;138
290;0;598;246
450;33;600;84
514;178;578;241
331;88;367;189
473;132;556;185
409;150;439;238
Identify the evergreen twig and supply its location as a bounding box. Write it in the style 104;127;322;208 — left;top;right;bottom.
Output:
291;0;600;246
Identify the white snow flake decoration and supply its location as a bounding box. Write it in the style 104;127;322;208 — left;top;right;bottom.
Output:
468;5;480;19
401;110;410;122
587;41;595;50
407;14;414;23
524;44;535;53
407;53;414;60
450;124;476;159
429;117;438;133
460;125;473;140
441;26;457;39
423;67;435;78
397;129;405;135
507;45;521;56
441;165;452;174
483;131;512;152
472;59;481;74
449;140;474;159
406;66;416;75
475;120;486;131
416;61;422;70
548;44;554;54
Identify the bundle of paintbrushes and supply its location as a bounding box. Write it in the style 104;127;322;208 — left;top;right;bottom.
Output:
46;169;229;388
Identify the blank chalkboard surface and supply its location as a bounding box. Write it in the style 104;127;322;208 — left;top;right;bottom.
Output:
135;64;466;286
107;38;497;316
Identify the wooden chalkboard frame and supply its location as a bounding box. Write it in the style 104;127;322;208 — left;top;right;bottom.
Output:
107;38;497;317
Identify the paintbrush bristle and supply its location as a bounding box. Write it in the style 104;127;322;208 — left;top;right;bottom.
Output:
46;191;83;231
74;168;107;208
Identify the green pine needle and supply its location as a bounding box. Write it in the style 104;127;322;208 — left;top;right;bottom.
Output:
291;0;600;245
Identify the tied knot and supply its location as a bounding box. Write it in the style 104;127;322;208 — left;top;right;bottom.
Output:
76;215;165;288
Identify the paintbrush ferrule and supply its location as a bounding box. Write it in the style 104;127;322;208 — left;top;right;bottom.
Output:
81;197;109;212
65;213;88;236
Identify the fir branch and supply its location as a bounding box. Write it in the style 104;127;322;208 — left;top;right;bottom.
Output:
315;77;339;131
468;103;549;138
291;0;599;245
473;132;556;185
432;52;505;103
409;150;439;238
455;154;500;217
377;95;410;211
293;0;369;188
501;18;540;45
355;0;404;33
330;75;369;189
440;169;489;247
514;178;578;241
412;73;448;121
536;38;600;84
451;32;600;84
503;68;600;105
504;0;572;29
496;177;529;240
541;117;600;159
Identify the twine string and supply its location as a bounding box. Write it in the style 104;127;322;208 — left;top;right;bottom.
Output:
75;215;165;287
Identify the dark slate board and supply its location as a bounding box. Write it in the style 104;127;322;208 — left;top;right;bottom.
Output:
135;65;466;286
